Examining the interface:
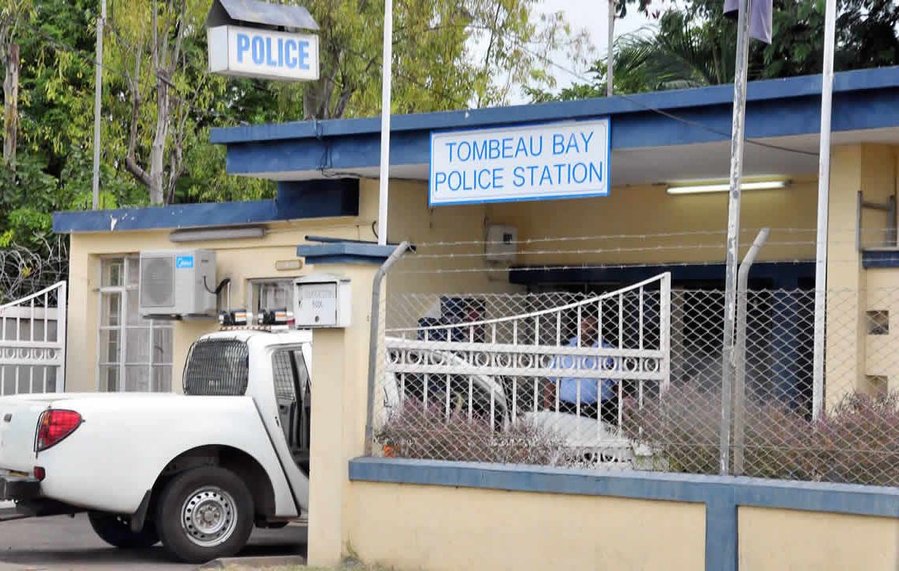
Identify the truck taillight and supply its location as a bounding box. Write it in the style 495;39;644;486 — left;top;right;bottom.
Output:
35;410;82;452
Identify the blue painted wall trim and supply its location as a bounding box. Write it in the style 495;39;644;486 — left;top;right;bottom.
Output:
296;242;396;265
215;67;899;177
348;458;899;571
862;249;899;268
53;179;359;234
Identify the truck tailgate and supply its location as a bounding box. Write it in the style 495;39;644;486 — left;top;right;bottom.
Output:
0;396;52;473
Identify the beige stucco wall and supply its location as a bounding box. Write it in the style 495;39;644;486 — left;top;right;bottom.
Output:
65;183;382;393
739;506;899;571
493;178;820;266
826;144;899;402
305;262;381;566
344;481;706;571
386;177;820;271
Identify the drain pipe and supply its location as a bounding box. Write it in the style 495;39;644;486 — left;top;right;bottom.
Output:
732;228;769;475
364;241;413;455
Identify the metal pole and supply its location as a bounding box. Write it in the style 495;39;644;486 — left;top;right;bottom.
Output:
719;0;752;476
733;228;769;475
91;0;106;211
376;0;394;246
812;0;837;421
364;241;412;456
606;0;615;97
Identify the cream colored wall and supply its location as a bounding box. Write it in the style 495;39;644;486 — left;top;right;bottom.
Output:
65;186;381;393
492;179;820;266
826;144;899;403
306;262;380;567
380;177;819;331
865;270;899;393
345;481;706;571
385;177;819;271
739;506;899;571
380;178;523;330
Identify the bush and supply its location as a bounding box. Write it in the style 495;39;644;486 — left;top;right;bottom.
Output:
623;387;899;487
376;404;566;466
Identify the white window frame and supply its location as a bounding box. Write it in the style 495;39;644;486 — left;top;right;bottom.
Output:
97;255;173;392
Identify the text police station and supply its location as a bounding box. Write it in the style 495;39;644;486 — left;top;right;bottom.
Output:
429;119;610;206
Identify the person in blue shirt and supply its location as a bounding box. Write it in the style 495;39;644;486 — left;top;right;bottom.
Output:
545;313;619;425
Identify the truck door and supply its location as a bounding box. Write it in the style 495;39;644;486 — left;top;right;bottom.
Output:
271;348;311;476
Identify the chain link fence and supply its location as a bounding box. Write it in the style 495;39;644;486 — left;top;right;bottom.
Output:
371;272;899;487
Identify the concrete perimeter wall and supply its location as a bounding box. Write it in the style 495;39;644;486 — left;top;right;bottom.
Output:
345;459;899;571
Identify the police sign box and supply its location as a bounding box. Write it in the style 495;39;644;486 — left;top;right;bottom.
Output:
208;25;319;81
429;119;610;206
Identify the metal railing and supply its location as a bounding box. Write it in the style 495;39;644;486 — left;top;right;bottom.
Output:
0;281;67;395
372;281;899;487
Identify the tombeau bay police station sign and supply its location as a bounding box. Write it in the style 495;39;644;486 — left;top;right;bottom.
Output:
429;119;611;206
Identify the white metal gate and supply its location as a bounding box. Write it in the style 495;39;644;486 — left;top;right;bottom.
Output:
381;274;671;466
0;281;67;395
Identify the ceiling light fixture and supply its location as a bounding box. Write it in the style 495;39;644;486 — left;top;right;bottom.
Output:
666;180;790;195
169;225;266;243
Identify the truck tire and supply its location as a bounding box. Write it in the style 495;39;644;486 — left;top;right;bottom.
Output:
88;512;160;549
155;466;255;563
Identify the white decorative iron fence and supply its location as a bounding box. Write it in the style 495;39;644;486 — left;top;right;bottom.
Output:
0;281;67;395
377;275;671;468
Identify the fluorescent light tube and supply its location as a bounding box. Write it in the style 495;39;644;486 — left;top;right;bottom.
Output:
667;180;789;195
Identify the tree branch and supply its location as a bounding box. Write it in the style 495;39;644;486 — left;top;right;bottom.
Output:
125;53;150;188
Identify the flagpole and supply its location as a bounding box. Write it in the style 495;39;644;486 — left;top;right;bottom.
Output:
719;0;753;476
812;0;837;420
376;0;394;246
606;0;615;96
91;0;106;210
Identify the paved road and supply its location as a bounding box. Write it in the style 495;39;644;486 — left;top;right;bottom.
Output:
0;514;307;570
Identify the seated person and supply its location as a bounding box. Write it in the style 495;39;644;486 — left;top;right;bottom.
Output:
544;312;619;425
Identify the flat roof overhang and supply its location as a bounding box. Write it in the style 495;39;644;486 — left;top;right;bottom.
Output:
211;66;899;185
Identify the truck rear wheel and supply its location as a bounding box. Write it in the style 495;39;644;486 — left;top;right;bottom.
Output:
155;466;254;563
88;512;160;549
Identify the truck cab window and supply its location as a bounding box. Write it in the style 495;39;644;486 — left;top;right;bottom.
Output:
271;348;311;476
183;339;249;396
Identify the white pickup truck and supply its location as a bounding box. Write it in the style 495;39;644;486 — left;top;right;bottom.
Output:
0;328;313;563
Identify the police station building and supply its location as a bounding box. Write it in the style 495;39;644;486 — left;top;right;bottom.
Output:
52;66;899;408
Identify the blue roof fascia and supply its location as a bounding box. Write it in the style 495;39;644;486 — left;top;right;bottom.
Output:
53;178;360;234
296;242;396;265
210;67;899;146
218;68;899;176
54;199;279;234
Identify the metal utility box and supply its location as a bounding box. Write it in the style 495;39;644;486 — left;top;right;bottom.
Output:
485;224;518;263
294;274;351;328
139;250;217;319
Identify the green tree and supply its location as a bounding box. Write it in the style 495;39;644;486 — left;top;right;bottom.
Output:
536;0;899;101
0;0;587;217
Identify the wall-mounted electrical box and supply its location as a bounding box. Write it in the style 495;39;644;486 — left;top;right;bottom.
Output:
485;225;518;263
294;274;351;328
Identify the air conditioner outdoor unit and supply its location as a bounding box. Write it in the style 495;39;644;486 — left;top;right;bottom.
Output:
139;250;217;319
